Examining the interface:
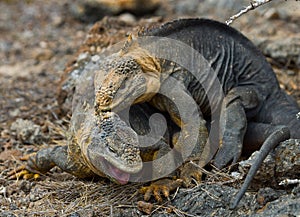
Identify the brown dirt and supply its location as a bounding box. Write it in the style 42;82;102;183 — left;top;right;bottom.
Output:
0;0;299;216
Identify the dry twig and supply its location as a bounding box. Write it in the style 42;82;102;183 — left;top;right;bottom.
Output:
279;178;300;186
226;0;274;25
226;0;300;25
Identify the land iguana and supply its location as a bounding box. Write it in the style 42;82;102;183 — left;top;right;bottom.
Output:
7;60;145;184
7;47;183;202
95;18;300;208
7;105;179;186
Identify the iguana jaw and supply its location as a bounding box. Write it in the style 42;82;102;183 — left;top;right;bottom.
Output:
87;149;143;185
103;155;142;184
85;112;143;184
105;162;130;185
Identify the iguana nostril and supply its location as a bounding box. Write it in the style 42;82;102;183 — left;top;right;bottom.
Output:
104;98;111;104
108;146;117;154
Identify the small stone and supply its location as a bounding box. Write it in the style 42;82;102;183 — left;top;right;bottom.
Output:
52;15;64;27
264;8;280;20
9;108;20;117
77;52;89;63
286;70;295;76
32;47;54;61
238;139;300;189
10;118;45;144
137;201;153;215
256;187;283;207
19;180;32;194
261;37;300;67
175;0;199;14
29;194;38;202
275;139;300;181
238;151;276;189
0;211;16;217
118;13;136;24
39;41;48;49
67;212;80;217
9;203;18;210
231;171;243;180
91;55;101;63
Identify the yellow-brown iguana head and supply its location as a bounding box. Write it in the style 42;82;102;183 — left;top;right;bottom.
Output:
80;112;143;184
95;37;161;113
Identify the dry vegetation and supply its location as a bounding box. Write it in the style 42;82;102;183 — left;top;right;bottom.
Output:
0;0;299;216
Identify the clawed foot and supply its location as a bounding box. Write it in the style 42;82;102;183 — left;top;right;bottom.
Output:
139;178;183;203
6;154;41;180
179;161;202;187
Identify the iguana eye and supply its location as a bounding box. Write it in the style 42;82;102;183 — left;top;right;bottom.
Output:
108;146;116;153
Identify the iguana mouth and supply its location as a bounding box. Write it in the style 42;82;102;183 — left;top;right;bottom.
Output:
103;159;130;185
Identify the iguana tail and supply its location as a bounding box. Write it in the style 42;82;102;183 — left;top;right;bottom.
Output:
230;124;290;209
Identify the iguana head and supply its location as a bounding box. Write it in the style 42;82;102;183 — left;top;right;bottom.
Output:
80;112;143;184
95;39;161;113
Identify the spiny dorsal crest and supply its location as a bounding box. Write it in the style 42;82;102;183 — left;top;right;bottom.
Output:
120;34;135;55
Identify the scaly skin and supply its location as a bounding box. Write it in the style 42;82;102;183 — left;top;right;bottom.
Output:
95;18;300;207
9;110;144;184
57;50;145;184
9;48;169;185
8;30;192;202
8;102;188;201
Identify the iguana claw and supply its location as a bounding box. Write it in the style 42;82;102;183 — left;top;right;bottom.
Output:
7;153;42;180
7;165;40;180
179;162;203;187
139;178;183;203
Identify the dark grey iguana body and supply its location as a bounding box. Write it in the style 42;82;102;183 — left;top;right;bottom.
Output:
144;19;300;165
139;18;299;135
146;19;299;134
96;18;300;208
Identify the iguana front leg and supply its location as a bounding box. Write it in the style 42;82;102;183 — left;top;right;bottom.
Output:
211;86;291;208
214;86;261;168
139;139;184;202
8;145;95;180
150;83;209;187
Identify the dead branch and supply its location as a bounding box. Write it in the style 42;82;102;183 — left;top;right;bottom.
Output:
226;0;274;25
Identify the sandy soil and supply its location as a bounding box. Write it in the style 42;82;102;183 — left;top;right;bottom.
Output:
0;0;299;216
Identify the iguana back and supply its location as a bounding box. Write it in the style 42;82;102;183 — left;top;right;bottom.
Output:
140;18;299;137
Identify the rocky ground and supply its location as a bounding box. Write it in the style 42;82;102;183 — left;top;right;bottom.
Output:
0;0;299;216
